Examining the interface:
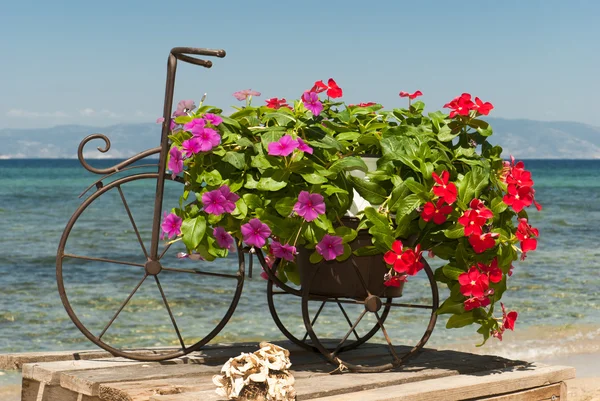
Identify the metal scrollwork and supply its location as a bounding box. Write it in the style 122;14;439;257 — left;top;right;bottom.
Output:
77;134;161;175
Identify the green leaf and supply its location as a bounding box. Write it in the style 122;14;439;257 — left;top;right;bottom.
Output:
257;176;287;191
275;197;296;217
394;194;422;217
442;264;465;280
348;176;387;204
251;155;273;169
336;132;361;141
438;126;458;142
203;170;223;186
335;226;358;243
387;183;409;213
328;157;368;175
446;311;476;329
444;224;465;239
336;243;353;261
309;251;323;264
231;198;248;219
284;263;301;285
181;216;206;250
223;151;246;170
300;172;328;184
242;193;262;209
491;197;508;215
403;178;427;195
437;298;465;315
363;206;390;227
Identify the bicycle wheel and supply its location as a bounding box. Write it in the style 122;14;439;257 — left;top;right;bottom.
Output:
301;259;438;372
256;249;389;353
56;172;244;361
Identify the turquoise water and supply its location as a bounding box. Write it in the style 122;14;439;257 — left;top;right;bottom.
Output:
0;159;599;365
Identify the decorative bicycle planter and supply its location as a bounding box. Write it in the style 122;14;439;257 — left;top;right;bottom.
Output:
57;46;539;373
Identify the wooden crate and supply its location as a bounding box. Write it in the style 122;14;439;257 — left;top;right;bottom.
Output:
1;341;575;401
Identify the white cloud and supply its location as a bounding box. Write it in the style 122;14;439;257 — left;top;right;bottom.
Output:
100;109;119;118
79;108;95;116
6;109;69;118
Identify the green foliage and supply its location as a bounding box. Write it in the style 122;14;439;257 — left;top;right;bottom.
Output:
164;90;538;345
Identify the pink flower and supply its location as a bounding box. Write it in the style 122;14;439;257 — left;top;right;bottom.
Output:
399;90;423;100
296;138;313;154
156;117;177;130
168;147;184;176
271;241;297;261
204;113;222;126
201;190;227;215
293;191;326;222
217;185;240;213
173;100;196;117
316;234;344;261
302;91;323;116
161;212;182;239
241;218;271;248
183;118;206;133
233;89;261;101
268;135;298;157
181;137;202;157
192;127;221;152
213;226;234;250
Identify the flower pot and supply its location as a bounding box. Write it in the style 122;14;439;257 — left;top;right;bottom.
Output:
297;220;403;299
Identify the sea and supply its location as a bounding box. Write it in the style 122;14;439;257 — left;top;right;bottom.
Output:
1;158;599;390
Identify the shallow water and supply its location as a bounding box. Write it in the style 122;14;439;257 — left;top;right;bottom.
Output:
0;159;599;365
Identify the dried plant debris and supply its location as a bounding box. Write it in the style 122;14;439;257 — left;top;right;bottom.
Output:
213;342;296;401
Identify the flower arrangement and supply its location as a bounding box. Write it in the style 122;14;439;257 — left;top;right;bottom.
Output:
162;80;541;344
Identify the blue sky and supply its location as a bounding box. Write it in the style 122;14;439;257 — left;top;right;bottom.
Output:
1;0;599;129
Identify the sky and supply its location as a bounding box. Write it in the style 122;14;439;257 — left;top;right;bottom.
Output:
1;0;599;129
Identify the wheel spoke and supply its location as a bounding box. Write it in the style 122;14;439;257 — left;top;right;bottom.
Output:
154;276;186;351
98;274;147;340
301;300;327;342
336;301;360;340
350;259;372;296
117;186;148;259
62;253;145;268
162;266;239;280
332;309;367;357
374;311;400;361
158;242;173;261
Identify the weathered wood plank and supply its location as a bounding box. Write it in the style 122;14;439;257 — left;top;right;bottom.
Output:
0;350;113;370
479;382;565;400
306;364;575;401
100;376;217;401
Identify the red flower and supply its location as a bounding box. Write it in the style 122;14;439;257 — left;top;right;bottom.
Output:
477;258;503;283
502;184;534;213
384;275;407;287
464;296;491;311
326;78;343;98
506;165;533;188
515;218;538;258
265;97;290;110
432;170;458;205
399;90;423;100
384;241;424;276
473;97;494;116
501;303;518;331
458;266;490;298
358;102;377;107
310;80;327;94
468;232;498;254
421;199;453;225
444;93;475;118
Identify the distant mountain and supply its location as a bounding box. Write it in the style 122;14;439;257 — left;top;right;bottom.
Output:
1;118;600;159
